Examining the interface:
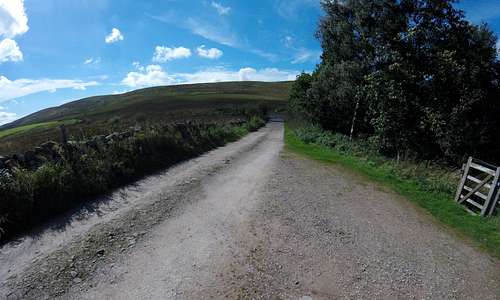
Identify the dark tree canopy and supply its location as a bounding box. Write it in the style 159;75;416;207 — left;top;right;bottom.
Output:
290;0;500;164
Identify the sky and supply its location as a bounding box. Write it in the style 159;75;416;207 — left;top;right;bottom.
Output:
0;0;499;125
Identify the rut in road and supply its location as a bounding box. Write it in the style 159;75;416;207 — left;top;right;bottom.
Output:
5;122;499;299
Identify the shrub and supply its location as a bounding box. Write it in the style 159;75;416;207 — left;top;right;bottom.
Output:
245;116;265;132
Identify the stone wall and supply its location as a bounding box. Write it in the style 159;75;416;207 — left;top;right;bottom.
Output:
0;120;247;174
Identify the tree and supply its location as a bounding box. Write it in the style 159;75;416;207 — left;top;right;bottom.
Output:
291;0;500;164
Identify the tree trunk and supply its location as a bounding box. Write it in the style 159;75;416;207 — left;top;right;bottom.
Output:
349;99;360;141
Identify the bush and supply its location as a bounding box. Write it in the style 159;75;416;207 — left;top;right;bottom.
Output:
245;116;266;132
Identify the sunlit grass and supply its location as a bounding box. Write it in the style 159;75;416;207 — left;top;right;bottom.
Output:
0;119;79;139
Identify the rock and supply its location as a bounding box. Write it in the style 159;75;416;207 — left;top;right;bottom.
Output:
85;140;98;149
24;150;36;162
94;135;106;143
105;133;119;141
120;131;132;139
96;249;105;256
40;141;58;151
73;277;82;284
12;154;24;164
33;146;46;155
176;123;192;141
35;154;48;164
70;271;78;277
4;159;19;169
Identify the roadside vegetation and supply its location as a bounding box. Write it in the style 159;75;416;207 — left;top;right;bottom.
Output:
0;116;265;242
286;124;500;258
287;1;500;257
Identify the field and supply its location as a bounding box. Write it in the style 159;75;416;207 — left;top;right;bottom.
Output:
0;119;80;140
0;81;290;155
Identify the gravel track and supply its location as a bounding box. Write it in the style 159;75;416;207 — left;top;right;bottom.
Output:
2;122;499;299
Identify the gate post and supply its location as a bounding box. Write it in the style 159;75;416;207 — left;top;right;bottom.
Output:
455;157;472;202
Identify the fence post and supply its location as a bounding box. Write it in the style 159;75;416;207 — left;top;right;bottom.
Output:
60;124;68;145
455;157;472;202
484;168;500;216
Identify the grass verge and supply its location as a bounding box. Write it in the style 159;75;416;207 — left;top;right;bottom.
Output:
285;125;500;259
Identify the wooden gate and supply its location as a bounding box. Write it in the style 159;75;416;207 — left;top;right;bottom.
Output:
455;157;500;216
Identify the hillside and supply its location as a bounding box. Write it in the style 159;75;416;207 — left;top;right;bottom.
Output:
0;81;291;154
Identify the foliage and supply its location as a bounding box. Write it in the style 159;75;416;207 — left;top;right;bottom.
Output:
290;0;500;164
286;125;500;259
246;116;266;132
0;118;265;241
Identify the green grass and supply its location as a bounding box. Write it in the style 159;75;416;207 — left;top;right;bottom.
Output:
285;125;500;259
0;119;79;139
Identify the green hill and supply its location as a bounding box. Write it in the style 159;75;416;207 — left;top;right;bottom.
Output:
0;81;291;155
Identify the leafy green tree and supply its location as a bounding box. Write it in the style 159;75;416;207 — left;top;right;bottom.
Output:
291;0;500;164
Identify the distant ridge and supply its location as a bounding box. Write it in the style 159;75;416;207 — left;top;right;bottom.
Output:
1;81;291;130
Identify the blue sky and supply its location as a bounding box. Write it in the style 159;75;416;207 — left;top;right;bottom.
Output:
0;0;499;125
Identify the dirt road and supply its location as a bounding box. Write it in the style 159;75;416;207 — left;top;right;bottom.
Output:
3;122;499;299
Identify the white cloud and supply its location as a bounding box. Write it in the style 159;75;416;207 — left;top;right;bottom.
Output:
174;67;299;83
105;28;124;44
196;45;223;59
275;0;320;20
121;64;177;88
83;57;101;65
284;36;294;48
185;17;238;47
0;38;22;63
132;61;144;71
211;2;231;15
292;48;321;64
121;65;299;88
0;0;28;64
238;67;298;81
150;14;276;61
153;46;191;63
250;49;278;62
0;111;17;125
0;0;29;38
0;76;99;103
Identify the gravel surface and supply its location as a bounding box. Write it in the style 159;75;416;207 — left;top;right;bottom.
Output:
3;122;499;299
